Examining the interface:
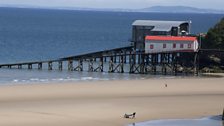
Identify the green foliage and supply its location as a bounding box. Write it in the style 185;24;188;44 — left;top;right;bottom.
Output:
203;18;224;49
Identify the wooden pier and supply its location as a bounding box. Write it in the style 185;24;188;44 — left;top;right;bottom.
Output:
0;46;223;75
0;46;224;75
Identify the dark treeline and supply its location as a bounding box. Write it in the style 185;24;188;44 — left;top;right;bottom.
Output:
199;17;224;72
202;18;224;49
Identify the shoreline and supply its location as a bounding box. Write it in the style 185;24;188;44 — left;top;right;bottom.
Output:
0;76;223;126
1;72;223;87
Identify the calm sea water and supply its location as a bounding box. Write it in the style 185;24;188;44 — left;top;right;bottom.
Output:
0;7;223;84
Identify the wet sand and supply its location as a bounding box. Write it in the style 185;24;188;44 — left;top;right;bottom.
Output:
129;116;224;126
0;76;224;126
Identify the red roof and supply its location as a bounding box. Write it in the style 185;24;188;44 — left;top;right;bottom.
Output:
145;36;197;41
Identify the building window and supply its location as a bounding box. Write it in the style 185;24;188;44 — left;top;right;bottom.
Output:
180;44;184;48
188;44;192;48
150;44;154;49
173;43;176;48
163;44;166;48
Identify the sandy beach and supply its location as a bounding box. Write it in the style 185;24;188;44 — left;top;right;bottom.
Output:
0;76;224;126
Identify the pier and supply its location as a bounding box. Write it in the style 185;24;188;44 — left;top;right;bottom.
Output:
0;46;223;75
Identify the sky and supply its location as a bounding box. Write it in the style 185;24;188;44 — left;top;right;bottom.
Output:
0;0;223;10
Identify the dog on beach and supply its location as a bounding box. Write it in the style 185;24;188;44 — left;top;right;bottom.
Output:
124;112;136;119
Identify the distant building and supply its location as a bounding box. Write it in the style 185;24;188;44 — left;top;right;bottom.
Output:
131;20;191;51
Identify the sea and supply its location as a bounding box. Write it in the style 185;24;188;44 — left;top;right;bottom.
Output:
0;7;223;84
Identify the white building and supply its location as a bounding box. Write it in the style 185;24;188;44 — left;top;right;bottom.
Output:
145;36;198;53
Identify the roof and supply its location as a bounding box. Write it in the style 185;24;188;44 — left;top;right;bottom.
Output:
132;20;189;32
145;36;197;41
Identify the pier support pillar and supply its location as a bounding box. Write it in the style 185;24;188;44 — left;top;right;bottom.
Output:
79;60;83;71
144;54;150;73
120;55;124;73
161;53;167;75
138;53;141;64
18;65;22;69
129;52;132;64
48;62;53;70
171;53;177;75
129;53;138;74
94;57;103;72
100;57;103;72
88;59;94;72
151;54;157;74
139;54;145;74
114;54;117;63
68;60;73;71
38;63;42;70
129;54;135;73
124;51;127;64
74;60;83;71
58;61;63;71
108;56;114;73
194;52;199;76
28;64;32;69
104;57;107;62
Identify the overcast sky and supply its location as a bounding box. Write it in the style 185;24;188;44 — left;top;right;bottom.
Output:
0;0;223;10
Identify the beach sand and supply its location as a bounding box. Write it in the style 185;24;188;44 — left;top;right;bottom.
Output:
0;76;224;126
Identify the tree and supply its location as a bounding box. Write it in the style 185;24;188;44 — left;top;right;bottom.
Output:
203;18;224;49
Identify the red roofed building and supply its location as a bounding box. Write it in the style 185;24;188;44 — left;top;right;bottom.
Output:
145;36;199;53
131;20;191;51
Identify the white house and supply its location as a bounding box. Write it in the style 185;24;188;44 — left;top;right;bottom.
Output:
145;36;199;53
